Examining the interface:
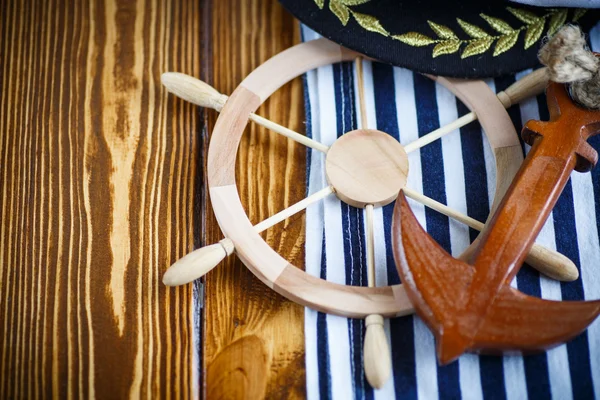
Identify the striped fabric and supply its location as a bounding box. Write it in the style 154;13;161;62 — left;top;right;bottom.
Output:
302;24;600;400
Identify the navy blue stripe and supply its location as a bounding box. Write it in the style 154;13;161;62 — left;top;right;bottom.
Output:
457;99;490;244
413;74;451;253
413;73;461;400
372;63;418;400
318;231;332;399
302;72;313;183
317;312;331;400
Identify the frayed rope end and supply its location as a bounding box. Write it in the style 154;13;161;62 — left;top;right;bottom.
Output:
539;25;600;109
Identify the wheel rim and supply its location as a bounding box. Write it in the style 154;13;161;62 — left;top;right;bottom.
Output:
207;38;522;318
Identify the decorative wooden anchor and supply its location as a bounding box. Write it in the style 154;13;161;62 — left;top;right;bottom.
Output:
392;80;600;364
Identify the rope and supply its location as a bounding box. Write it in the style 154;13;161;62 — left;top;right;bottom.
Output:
539;25;600;109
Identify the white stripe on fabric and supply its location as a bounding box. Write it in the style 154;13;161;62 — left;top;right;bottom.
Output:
503;356;527;400
572;172;600;399
394;69;427;238
587;24;600;400
304;63;323;400
459;354;484;400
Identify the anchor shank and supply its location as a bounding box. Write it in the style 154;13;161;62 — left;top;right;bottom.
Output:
467;135;577;318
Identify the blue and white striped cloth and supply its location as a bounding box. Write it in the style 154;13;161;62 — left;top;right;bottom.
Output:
302;24;600;400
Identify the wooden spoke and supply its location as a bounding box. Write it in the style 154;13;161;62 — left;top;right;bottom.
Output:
403;68;549;154
163;186;334;286
354;57;392;390
355;57;369;129
365;204;376;287
402;187;579;281
362;203;391;389
161;72;329;153
403;113;477;153
253;185;333;232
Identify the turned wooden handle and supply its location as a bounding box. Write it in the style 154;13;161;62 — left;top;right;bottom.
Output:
363;315;391;389
162;239;234;286
525;244;579;281
161;72;228;111
497;67;548;108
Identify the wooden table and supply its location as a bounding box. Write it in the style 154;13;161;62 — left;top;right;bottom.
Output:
0;0;305;398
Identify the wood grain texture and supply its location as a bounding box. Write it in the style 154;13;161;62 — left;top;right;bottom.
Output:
203;0;306;398
0;0;199;397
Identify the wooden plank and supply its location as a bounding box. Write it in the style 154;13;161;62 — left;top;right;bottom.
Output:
0;0;199;397
203;0;306;398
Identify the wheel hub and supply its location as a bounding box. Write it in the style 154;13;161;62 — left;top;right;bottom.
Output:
325;129;409;208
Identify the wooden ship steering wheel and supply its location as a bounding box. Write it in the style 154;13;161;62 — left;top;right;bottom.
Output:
160;38;577;387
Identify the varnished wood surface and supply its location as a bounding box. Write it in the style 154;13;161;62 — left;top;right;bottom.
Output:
0;0;199;397
203;0;306;398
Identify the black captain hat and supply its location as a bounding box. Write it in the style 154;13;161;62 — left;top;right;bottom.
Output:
279;0;600;77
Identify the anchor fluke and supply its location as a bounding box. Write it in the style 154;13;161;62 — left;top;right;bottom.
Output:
392;193;475;364
393;187;600;364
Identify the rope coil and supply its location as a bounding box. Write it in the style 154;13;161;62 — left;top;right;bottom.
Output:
539;25;600;109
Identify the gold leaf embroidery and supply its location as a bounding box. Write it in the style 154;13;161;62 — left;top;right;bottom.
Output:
393;32;436;47
461;38;494;58
351;10;389;36
433;40;461;57
339;0;370;5
507;7;540;24
525;19;545;49
480;14;514;35
573;9;587;23
548;10;567;36
457;19;490;39
330;0;350;25
314;1;580;59
427;21;458;40
494;31;519;56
